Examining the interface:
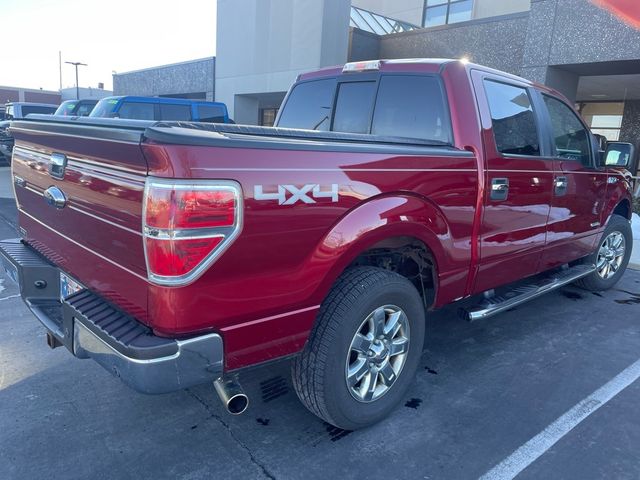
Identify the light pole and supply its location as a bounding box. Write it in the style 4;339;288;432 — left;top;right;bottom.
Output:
65;61;87;100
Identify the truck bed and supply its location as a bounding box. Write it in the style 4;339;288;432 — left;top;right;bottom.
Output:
9;115;477;369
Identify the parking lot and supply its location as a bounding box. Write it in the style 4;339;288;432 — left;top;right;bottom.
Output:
0;165;639;480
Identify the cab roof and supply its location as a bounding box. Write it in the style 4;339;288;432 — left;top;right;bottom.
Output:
296;58;567;102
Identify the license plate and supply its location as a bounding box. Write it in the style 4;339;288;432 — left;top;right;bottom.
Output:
60;272;84;301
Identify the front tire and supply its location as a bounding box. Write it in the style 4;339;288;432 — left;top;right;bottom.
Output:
292;267;425;430
576;214;632;291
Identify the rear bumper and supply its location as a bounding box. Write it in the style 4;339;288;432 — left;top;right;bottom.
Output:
0;238;224;394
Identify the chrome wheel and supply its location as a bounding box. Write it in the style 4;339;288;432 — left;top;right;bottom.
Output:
596;231;626;280
345;305;410;403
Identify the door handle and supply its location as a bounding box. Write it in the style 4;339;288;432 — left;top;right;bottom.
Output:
490;178;509;201
555;176;568;196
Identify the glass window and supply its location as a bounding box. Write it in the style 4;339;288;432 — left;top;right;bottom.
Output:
484;80;540;156
277;78;336;131
424;5;448;26
371;75;451;144
423;0;473;27
55;101;76;116
332;82;377;134
198;105;226;123
580;102;624;141
448;0;473;23
260;108;278;127
20;105;56;117
89;98;119;117
75;102;96;116
117;102;155;120
159;103;191;121
544;95;591;164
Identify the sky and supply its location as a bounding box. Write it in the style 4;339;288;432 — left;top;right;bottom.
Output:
0;0;217;92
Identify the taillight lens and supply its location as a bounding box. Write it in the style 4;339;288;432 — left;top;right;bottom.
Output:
143;179;242;285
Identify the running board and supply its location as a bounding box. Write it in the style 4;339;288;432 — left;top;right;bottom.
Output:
461;264;596;322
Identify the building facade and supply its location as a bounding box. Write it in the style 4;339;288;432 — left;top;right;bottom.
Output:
106;0;640;155
113;57;215;101
0;86;61;105
60;86;113;102
215;0;640;156
215;0;351;124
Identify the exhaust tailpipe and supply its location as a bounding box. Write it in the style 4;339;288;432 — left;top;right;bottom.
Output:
214;377;249;415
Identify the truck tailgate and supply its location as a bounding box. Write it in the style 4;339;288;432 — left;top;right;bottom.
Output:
10;119;151;322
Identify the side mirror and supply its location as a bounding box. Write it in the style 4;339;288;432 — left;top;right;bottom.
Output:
603;142;634;169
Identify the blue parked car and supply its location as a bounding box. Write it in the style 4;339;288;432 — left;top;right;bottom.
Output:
90;96;230;123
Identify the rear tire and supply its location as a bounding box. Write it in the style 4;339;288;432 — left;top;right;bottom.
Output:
291;266;425;430
576;214;632;291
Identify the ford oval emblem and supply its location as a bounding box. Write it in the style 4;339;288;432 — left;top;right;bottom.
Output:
44;186;67;209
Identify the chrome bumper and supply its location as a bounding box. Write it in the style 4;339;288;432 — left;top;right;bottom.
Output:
0;238;224;394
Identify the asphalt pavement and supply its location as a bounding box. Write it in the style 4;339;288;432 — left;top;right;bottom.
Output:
0;166;639;480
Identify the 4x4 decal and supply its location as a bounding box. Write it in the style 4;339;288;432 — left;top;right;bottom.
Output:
254;184;339;205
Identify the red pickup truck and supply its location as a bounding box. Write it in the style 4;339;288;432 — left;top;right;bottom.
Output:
1;59;635;430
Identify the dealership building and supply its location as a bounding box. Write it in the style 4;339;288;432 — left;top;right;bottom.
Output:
113;0;640;150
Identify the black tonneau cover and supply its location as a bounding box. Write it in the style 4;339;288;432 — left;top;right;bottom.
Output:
12;115;469;156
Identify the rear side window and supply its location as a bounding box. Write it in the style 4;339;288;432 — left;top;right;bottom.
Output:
277;78;336;131
117;102;155;120
21;105;56;116
543;95;591;165
484;80;540;156
159;103;191;121
332;81;376;134
371;75;450;143
198;105;226;123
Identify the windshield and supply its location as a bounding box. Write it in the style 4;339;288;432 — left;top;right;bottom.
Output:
89;98;120;117
55;101;78;116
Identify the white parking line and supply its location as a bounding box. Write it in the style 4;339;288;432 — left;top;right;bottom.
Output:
0;294;19;302
479;358;640;480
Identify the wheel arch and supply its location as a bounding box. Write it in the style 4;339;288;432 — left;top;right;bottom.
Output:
307;193;454;309
611;198;632;221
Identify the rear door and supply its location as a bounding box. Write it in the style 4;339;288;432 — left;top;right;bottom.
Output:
471;72;555;293
537;94;606;270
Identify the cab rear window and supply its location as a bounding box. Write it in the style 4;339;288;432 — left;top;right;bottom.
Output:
277;78;336;131
277;74;451;144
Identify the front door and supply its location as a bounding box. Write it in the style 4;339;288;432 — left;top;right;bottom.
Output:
471;72;555;293
537;94;607;271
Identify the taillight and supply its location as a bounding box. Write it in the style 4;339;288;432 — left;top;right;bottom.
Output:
142;178;243;286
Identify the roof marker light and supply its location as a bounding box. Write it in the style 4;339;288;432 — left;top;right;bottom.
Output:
342;60;381;73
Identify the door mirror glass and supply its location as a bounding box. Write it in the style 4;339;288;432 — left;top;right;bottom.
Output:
604;142;634;168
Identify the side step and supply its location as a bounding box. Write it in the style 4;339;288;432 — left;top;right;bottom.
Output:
460;264;595;322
